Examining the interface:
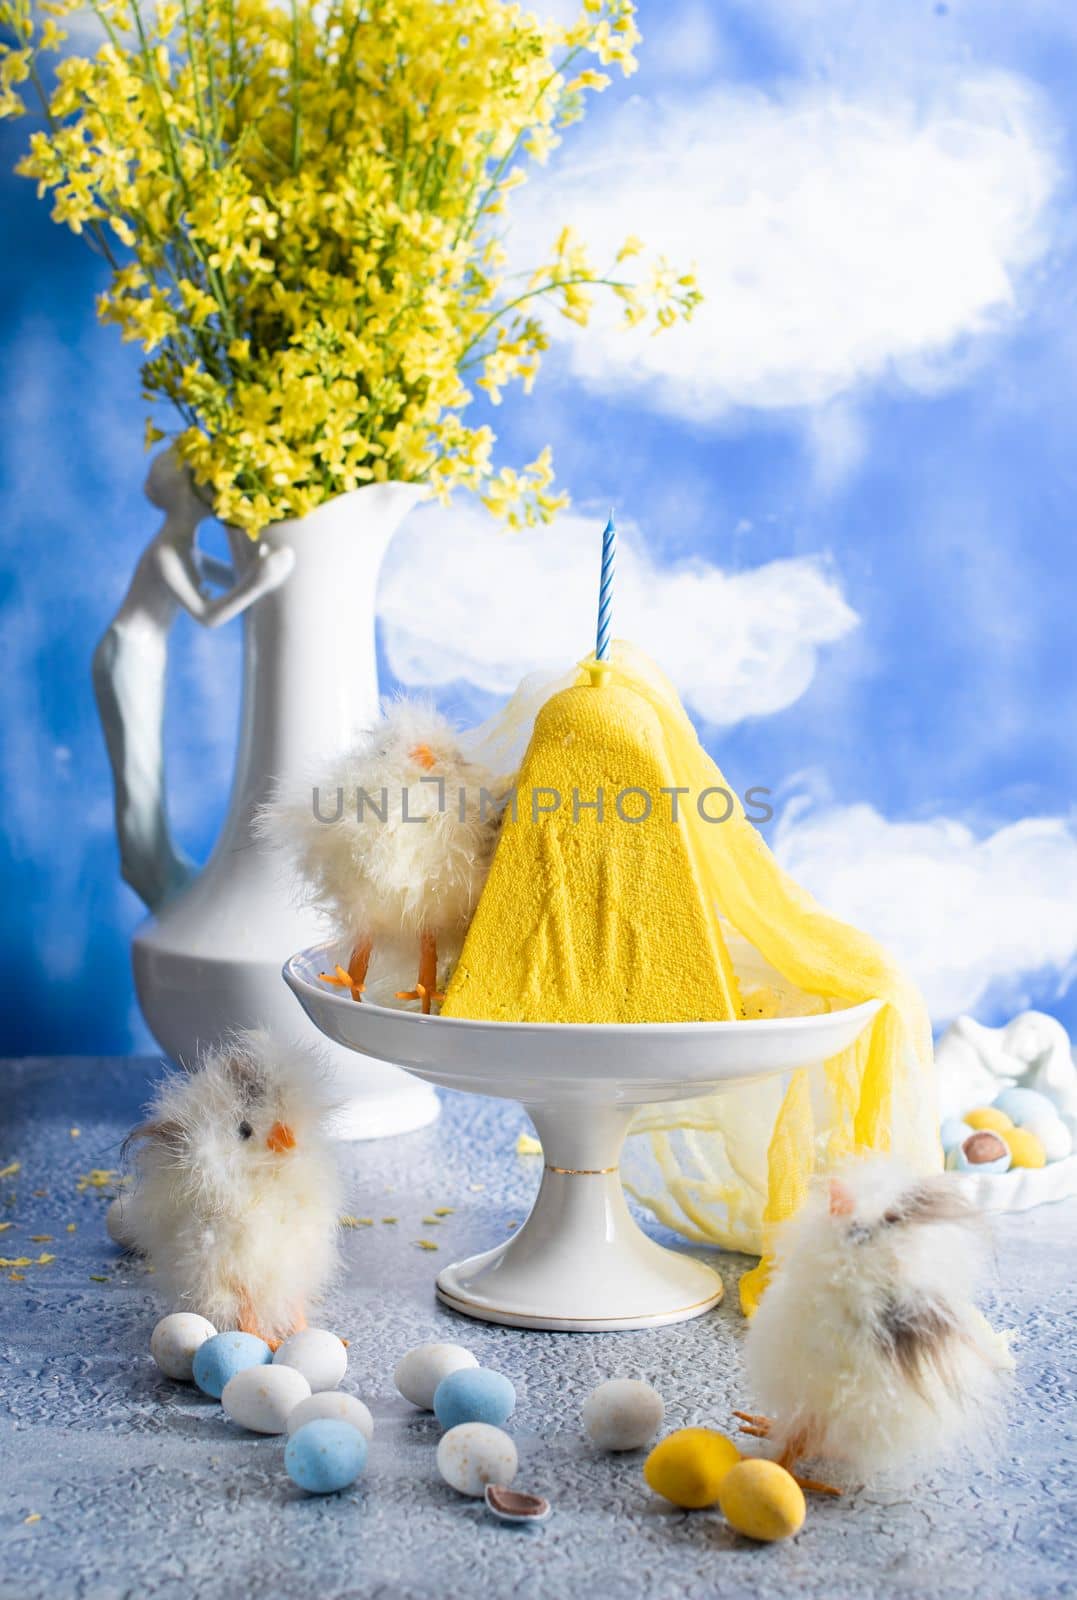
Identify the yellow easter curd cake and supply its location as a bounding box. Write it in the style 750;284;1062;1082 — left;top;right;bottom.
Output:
441;673;741;1024
439;643;939;1310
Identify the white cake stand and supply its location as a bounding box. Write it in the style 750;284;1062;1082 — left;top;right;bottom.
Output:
285;945;881;1332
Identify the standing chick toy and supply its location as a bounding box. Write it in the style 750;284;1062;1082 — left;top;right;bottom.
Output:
123;1030;340;1346
259;699;506;1012
736;1157;1013;1489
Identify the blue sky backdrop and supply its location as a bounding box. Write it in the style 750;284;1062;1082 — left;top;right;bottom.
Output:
2;0;1075;1055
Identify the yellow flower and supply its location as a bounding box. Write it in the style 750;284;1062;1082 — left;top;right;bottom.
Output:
8;0;693;533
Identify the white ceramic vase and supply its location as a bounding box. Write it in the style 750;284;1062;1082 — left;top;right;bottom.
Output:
95;456;439;1138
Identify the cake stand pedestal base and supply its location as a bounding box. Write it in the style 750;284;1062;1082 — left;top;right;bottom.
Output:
436;1106;723;1331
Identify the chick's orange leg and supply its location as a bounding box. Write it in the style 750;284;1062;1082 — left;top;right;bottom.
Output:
318;940;372;1003
237;1290;281;1352
792;1475;843;1498
733;1410;771;1438
777;1430;842;1498
395;929;445;1014
347;939;372;1001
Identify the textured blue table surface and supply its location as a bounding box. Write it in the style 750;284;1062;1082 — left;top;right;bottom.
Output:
2;1057;1075;1600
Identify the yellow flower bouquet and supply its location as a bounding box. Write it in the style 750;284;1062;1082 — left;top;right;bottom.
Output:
2;0;699;532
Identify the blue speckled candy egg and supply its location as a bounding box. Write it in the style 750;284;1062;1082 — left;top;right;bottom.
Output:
285;1419;368;1494
993;1087;1058;1126
939;1118;973;1154
192;1331;273;1398
434;1367;516;1431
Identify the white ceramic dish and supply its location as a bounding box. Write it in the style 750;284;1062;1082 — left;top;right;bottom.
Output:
285;945;882;1332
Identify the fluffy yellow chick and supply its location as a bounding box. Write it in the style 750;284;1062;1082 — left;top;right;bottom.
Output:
259;699;506;1011
737;1157;1013;1489
123;1030;340;1345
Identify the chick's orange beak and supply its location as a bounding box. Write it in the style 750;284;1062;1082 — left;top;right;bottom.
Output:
266;1121;296;1154
409;742;436;771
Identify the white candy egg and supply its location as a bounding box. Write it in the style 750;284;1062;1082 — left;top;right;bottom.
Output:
273;1329;348;1392
437;1423;518;1498
287;1391;374;1442
222;1364;311;1433
150;1313;217;1381
394;1342;479;1410
1020;1114;1072;1163
582;1378;665;1451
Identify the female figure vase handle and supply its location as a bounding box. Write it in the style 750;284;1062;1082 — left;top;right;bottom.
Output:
92;449;295;911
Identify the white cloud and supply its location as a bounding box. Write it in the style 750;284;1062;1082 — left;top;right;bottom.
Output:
513;72;1058;415
379;501;856;725
774;802;1077;1023
803;401;868;493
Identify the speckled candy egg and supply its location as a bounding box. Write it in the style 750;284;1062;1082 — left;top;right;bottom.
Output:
1001;1127;1047;1169
394;1342;479;1410
434;1367;515;1430
643;1429;741;1509
273;1329;348;1392
945;1131;1011;1174
583;1379;664;1451
285;1419;368;1494
222;1363;311;1433
964;1106;1013;1134
287;1391;374;1442
993;1087;1058;1126
436;1423;518;1498
718;1459;806;1542
192;1331;273;1399
150;1313;217;1382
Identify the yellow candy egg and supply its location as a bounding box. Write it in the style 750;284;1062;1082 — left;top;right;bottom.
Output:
718;1458;807;1542
965;1107;1013;1133
1002;1127;1047;1169
643;1428;741;1509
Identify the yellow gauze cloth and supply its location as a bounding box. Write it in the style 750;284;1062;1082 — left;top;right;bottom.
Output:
452;644;939;1312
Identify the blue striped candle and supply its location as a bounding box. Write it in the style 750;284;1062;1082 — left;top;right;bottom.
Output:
595;510;616;662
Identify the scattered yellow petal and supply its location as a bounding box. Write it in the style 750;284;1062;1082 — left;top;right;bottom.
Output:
339;1215;374;1228
414;1239;439;1251
0;1223;11;1233
434;1207;455;1216
0;1257;32;1268
421;1217;442;1226
381;1216;397;1224
23;1513;41;1525
89;1274;109;1283
69;1128;81;1138
36;1253;55;1265
66;1224;77;1233
8;1273;24;1282
30;1235;53;1243
515;1133;543;1157
0;1162;21;1179
76;1170;122;1193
